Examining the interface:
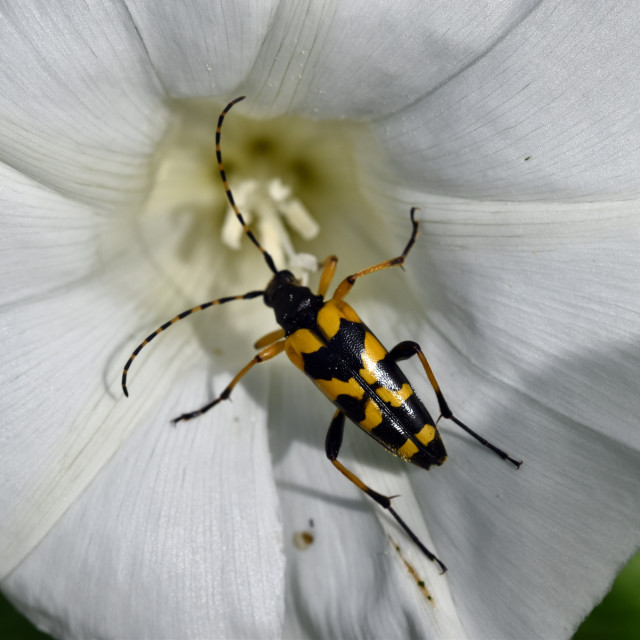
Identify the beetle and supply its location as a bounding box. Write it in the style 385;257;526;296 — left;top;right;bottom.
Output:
122;96;521;573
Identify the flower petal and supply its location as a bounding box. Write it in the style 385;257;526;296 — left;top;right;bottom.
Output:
245;0;542;118
271;368;468;639
1;152;286;636
0;2;168;207
123;0;543;120
3;3;639;639
0;163;243;570
375;4;640;199
4;376;285;639
124;0;279;98
0;170;146;578
269;193;640;638
398;194;640;638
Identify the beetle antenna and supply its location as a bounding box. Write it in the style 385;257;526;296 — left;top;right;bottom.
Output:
121;290;264;397
216;97;278;274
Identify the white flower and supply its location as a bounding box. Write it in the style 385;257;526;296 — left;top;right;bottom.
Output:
2;2;640;639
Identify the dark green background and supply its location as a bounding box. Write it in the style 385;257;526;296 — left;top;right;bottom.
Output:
1;551;638;639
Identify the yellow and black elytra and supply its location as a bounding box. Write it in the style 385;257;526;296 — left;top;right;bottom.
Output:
122;96;522;574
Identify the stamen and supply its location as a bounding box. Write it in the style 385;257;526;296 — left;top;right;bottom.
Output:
220;179;257;249
141;99;380;310
220;177;320;280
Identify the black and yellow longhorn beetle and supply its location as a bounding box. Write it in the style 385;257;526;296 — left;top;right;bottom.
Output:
122;96;522;574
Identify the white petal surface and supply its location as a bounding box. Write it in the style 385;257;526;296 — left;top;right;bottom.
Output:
271;367;467;640
405;195;639;638
244;0;541;118
271;197;640;638
0;2;168;208
129;0;640;206
1;167;286;636
1;1;639;639
125;0;546;120
0;168;158;578
124;0;279;98
376;3;640;200
4;374;284;640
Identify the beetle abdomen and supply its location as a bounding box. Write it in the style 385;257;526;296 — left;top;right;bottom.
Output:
285;299;447;469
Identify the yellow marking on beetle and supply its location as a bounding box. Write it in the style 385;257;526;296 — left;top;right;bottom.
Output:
317;299;363;340
397;438;420;460
359;397;383;432
285;342;305;371
285;329;325;371
376;383;413;407
359;331;387;385
315;377;365;401
415;423;437;447
359;368;377;385
364;331;387;363
291;328;325;354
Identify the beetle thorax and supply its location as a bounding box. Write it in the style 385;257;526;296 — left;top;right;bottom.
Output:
264;270;324;334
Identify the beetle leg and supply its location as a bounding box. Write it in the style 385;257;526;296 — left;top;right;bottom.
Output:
388;341;522;468
172;340;286;424
317;255;338;297
325;409;447;573
332;208;419;300
253;328;285;349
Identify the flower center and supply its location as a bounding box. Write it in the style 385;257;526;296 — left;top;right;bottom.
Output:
139;99;389;308
219;176;319;284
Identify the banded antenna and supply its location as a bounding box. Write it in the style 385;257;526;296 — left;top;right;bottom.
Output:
121;97;275;397
216;96;278;274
